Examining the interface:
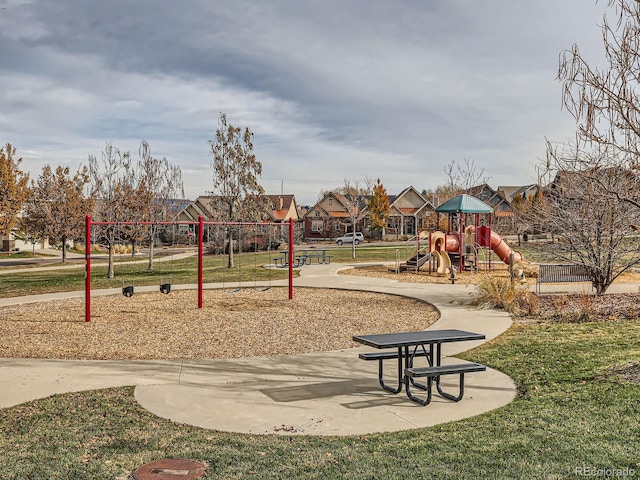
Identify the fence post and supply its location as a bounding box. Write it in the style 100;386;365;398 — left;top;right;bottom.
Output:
198;216;204;308
85;215;91;323
289;218;294;299
509;253;514;283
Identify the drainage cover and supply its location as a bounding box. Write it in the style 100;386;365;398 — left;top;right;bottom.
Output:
134;459;206;480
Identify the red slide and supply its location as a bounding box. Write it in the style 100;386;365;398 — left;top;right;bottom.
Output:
489;231;526;265
424;228;527;265
463;226;527;265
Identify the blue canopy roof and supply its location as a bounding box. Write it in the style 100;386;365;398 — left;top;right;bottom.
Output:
435;194;493;214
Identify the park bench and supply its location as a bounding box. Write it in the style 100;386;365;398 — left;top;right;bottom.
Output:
358;349;430;362
274;251;333;267
302;253;333;265
273;256;304;268
536;264;592;293
404;362;487;406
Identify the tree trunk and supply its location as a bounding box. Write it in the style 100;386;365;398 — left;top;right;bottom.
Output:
351;225;357;259
108;243;115;279
228;230;235;268
148;230;155;271
595;282;607;295
61;236;67;263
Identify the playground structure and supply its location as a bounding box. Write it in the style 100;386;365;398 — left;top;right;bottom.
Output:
400;194;527;275
84;216;295;322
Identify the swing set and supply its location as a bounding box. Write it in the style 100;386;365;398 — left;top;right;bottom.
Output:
84;215;295;322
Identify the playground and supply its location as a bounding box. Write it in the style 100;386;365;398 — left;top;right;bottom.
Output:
396;194;530;279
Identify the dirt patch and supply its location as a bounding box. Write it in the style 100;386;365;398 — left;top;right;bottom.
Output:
0;287;439;360
602;362;640;384
531;292;640;322
342;266;640;322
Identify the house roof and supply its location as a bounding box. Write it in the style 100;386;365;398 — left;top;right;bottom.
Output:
329;212;350;218
435;194;493;214
497;184;538;202
270;210;289;221
164;198;190;214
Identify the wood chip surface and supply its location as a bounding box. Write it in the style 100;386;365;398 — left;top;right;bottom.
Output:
0;287;438;360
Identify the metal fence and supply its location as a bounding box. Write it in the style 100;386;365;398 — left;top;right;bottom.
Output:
537;264;591;293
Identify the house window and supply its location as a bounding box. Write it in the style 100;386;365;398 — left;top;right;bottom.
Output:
311;220;323;232
329;198;333;206
315;211;320;216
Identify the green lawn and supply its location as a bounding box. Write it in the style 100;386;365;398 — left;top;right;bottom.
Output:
0;245;413;298
1;318;638;479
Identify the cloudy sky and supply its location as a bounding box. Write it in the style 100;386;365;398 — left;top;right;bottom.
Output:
1;0;610;206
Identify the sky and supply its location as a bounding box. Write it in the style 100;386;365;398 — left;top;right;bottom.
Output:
0;0;612;206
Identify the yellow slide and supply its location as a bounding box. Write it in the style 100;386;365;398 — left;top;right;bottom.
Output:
431;249;452;275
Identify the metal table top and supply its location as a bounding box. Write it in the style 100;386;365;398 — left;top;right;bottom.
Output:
352;329;485;349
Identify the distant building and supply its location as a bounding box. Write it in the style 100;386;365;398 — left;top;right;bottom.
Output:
385;186;435;239
176;195;297;223
303;191;366;241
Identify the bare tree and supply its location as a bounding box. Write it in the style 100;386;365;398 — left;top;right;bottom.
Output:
89;142;137;278
208;112;265;268
137;140;184;270
559;0;640;162
548;0;640;293
425;158;488;204
528;143;640;294
337;178;371;259
23;165;94;262
0;144;30;245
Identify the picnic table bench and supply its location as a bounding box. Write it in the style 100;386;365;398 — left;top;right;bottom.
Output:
405;362;486;405
273;255;305;268
300;250;333;265
274;249;333;268
353;329;486;406
536;264;592;293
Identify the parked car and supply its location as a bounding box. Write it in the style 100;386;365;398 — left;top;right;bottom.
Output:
335;232;364;245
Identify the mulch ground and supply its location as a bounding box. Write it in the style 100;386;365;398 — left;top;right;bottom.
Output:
3;265;640;362
0;287;438;360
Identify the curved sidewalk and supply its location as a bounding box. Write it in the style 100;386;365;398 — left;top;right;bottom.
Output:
0;263;517;436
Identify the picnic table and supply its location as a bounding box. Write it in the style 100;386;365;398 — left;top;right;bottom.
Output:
352;329;486;406
274;249;333;268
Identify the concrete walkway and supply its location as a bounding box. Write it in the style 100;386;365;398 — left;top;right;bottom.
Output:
0;263;517;436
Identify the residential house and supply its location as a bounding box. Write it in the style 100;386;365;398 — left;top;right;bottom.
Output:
465;184;516;233
304;186;436;241
176;195;298;224
264;195;299;223
385;186;435;239
175;194;299;247
303;192;368;241
497;185;539;204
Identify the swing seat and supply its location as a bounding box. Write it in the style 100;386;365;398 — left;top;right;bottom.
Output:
122;285;134;297
160;283;171;294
